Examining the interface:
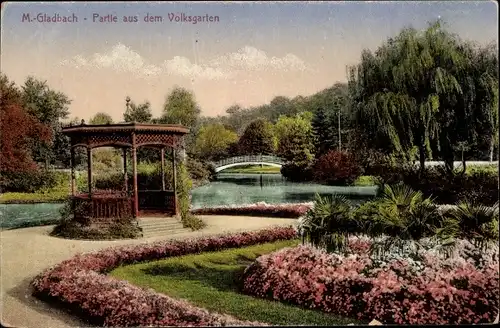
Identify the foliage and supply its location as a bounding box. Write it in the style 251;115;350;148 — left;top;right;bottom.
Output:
311;84;349;157
0;170;60;193
176;161;206;230
50;221;142;240
376;165;499;206
191;202;312;218
241;241;499;325
439;200;499;250
31;227;297;327
280;162;313;182
160;87;201;128
21;76;71;167
275;113;314;168
0;74;52;174
348;20;498;175
300;194;354;253
313;150;363;185
301;184;497;258
89;112;113;125
193;123;238;160
124;97;153;123
186;157;211;182
110;239;357;326
237;118;276;155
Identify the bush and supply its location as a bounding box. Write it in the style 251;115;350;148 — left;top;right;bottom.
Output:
31;227;297;327
374;165;498;206
241;240;499;325
0;169;60;193
51;198;141;240
186;157;211;181
301;185;498;257
191;202;312;218
313;151;363;186
280;162;313;182
50;221;142;240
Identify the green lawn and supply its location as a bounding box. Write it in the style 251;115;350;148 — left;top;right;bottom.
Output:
0;191;69;204
221;165;282;174
110;239;360;326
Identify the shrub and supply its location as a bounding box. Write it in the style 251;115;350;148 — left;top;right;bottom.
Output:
31;227;297;326
0;169;59;193
186;157;211;181
280;162;313;182
313;151;363;186
182;213;207;231
240;241;499;325
376;165;498;206
300;194;354;253
191;202;312;218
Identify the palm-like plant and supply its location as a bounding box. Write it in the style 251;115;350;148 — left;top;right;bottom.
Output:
442;200;499;250
300;193;355;253
369;183;444;257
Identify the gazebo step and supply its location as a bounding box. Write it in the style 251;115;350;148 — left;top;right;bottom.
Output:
140;222;185;230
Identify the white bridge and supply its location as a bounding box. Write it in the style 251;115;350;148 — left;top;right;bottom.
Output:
211;155;284;173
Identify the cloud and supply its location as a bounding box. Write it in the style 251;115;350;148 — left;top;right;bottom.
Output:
60;44;308;80
208;46;307;71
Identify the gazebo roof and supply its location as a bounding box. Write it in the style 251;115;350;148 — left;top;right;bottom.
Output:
62;122;189;135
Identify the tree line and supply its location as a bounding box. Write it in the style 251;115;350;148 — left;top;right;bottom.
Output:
1;20;497;183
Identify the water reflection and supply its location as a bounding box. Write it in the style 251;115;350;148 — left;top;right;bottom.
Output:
190;173;378;209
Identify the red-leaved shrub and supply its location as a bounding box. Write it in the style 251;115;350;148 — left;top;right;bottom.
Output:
313;150;363;185
31;226;297;326
241;239;499;325
191;202;313;218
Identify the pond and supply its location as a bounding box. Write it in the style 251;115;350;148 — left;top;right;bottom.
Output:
0;173;377;229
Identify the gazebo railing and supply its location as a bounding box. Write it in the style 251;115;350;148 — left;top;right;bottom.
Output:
73;192;134;221
138;190;176;214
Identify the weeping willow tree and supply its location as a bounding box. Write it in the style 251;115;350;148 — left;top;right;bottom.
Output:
348;20;498;176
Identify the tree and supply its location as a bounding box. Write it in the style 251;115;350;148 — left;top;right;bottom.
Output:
348;20;497;176
124;96;153;123
89;112;114;125
237;119;276;155
20;76;71;168
0;74;52;173
160;87;201;128
275;112;314;164
193;123;239;161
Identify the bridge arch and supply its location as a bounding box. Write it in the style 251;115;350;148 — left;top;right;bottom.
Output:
211;155;284;173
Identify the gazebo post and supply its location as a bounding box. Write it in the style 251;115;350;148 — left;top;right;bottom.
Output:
87;148;92;195
70;147;75;196
161;148;166;191
132;133;139;218
123;148;128;192
172;148;177;216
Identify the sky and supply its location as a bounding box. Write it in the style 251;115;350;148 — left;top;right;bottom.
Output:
1;1;498;121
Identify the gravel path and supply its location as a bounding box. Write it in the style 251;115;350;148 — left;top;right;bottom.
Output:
0;216;297;328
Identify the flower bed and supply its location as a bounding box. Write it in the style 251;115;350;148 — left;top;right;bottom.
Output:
31;226;297;327
241;237;499;325
191;202;313;218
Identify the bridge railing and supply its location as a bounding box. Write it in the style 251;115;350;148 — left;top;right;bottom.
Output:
212;155;284;167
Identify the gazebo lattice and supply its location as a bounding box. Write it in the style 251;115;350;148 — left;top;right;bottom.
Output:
62;121;189;220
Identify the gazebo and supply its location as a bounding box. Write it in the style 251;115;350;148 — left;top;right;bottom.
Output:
62;121;189;221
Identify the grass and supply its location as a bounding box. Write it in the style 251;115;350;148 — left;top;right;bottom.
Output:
110;239;360;326
0;191;69;204
353;175;378;186
221;165;281;174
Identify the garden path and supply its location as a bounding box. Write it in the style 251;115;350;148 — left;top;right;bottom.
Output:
0;216;297;328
